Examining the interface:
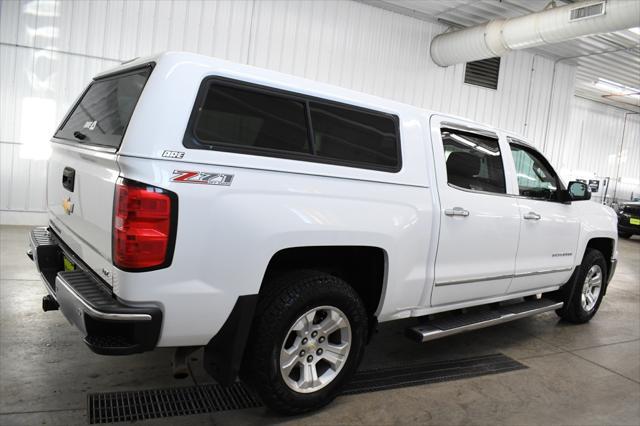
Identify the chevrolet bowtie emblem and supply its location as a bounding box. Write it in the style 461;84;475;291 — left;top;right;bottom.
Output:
62;197;74;215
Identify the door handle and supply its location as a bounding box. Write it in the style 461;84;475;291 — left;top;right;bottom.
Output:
444;207;470;217
62;167;75;192
524;211;541;220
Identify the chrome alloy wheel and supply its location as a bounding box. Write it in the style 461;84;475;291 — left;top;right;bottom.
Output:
279;306;352;394
581;264;602;312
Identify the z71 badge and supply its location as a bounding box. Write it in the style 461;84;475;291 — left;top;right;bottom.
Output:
171;170;234;186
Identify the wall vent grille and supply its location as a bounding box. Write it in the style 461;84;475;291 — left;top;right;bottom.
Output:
569;2;605;21
464;57;501;90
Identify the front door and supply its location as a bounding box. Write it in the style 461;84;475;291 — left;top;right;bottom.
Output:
506;140;581;294
430;119;521;306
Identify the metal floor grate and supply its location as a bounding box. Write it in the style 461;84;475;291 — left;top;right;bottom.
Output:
88;382;262;424
87;353;526;423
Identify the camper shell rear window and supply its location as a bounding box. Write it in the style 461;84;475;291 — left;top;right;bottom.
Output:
55;65;153;149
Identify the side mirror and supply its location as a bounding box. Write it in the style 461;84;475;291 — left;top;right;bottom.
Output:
567;181;591;201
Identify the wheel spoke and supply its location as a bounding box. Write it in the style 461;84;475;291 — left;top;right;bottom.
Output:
318;310;347;335
280;352;300;377
299;363;319;389
291;312;316;333
322;342;349;369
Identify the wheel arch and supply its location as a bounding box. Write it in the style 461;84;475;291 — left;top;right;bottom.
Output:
203;245;388;386
584;237;615;291
260;245;388;320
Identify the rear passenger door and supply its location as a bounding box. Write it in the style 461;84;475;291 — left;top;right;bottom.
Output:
430;118;521;306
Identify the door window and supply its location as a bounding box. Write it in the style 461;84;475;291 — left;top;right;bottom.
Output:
509;142;561;201
441;128;506;194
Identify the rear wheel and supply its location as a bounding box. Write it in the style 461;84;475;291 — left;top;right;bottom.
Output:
556;249;607;324
618;232;632;239
243;271;368;415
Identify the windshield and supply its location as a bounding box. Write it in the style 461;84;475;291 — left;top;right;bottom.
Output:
55;66;152;149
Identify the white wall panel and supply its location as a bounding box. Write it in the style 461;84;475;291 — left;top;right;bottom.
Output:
561;97;640;202
1;0;583;222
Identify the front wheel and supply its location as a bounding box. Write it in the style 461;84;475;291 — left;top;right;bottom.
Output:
556;249;607;324
242;271;368;415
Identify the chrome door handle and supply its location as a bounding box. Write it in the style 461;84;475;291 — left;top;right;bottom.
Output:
444;207;470;217
524;211;541;220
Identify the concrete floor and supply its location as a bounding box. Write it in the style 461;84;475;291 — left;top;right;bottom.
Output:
1;225;639;426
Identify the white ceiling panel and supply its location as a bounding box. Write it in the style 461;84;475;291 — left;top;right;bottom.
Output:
370;0;640;111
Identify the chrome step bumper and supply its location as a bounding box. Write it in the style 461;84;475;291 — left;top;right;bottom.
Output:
407;299;563;343
27;226;162;355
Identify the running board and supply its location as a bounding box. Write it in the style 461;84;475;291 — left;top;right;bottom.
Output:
407;298;563;343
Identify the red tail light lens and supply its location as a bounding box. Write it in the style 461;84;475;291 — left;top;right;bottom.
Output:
113;179;177;271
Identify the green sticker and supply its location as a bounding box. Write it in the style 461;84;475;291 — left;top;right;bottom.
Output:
63;257;75;272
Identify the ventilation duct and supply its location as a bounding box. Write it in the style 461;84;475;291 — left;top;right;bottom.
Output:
431;0;640;67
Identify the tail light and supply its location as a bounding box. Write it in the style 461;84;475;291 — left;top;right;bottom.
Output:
113;178;177;271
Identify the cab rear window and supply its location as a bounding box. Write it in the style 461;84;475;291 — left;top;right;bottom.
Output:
55;66;152;149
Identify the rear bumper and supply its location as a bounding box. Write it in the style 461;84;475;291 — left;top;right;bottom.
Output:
28;227;162;355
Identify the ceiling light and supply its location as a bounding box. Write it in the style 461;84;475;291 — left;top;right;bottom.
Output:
594;78;640;99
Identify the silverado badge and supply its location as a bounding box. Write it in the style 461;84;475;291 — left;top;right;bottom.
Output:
62;197;74;215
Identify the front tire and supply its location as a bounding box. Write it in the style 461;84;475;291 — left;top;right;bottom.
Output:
243;271;368;415
556;249;607;324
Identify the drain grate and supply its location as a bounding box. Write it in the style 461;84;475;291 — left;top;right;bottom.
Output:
87;353;526;423
88;382;262;424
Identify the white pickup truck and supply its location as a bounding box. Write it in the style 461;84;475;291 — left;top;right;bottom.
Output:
28;52;618;414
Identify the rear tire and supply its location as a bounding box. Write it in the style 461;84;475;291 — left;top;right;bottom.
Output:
618;232;632;239
556;249;607;324
242;270;368;415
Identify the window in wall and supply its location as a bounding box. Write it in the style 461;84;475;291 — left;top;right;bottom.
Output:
509;143;561;201
442;128;506;194
309;102;399;169
194;83;310;154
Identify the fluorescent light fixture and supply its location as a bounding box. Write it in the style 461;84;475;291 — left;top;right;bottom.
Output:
594;78;640;100
629;27;640;35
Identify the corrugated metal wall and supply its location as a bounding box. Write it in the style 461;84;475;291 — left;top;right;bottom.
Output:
0;0;584;223
562;97;640;203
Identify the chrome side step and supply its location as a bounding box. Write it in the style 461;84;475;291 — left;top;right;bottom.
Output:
407;299;563;343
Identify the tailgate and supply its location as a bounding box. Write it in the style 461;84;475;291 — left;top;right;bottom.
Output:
47;144;119;284
47;65;152;284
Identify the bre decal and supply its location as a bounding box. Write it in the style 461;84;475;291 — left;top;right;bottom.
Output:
171;170;234;186
161;150;185;159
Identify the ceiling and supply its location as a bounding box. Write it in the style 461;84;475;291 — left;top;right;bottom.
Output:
368;0;640;111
